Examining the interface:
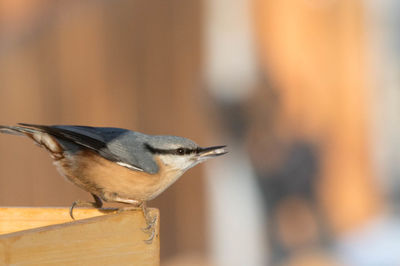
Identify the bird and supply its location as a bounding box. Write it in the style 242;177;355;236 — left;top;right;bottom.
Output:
0;123;227;242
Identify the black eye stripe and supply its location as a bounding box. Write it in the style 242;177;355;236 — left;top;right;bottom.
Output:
145;143;198;155
172;147;195;155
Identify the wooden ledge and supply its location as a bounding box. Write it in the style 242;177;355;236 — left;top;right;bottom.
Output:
0;207;160;265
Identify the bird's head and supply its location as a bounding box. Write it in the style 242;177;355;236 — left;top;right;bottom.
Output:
145;135;227;173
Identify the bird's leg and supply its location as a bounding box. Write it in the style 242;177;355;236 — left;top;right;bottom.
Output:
117;201;157;244
70;193;103;220
139;201;158;244
139;202;157;230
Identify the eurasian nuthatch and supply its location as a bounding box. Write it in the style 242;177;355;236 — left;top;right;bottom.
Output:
0;123;227;242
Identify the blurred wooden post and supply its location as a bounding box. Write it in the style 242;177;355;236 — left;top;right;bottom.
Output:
0;208;160;265
253;0;381;234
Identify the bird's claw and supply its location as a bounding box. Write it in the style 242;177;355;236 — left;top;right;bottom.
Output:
116;205;157;243
142;212;158;244
143;229;156;244
69;194;103;220
141;216;157;232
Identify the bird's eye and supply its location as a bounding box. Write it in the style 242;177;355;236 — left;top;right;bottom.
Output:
177;148;185;155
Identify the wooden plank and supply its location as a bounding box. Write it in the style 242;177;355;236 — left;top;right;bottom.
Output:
0;207;160;265
0;207;115;235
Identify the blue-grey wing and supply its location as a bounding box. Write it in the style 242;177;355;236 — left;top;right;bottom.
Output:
18;123;158;174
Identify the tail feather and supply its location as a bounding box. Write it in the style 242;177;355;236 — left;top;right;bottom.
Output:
0;125;37;136
0;124;64;157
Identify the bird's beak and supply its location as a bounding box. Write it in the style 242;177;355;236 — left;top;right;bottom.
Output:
197;145;228;160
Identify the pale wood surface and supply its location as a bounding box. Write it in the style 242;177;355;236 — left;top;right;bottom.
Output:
0;207;115;235
0;207;160;265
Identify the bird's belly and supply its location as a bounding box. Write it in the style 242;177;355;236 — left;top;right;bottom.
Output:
55;150;182;202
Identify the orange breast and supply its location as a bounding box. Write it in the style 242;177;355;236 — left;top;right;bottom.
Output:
55;150;182;202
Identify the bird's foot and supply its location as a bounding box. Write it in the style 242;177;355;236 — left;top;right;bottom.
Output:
69;194;103;220
142;215;157;244
140;202;158;244
118;203;158;244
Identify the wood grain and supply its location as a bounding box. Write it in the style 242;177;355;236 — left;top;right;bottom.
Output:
0;207;160;265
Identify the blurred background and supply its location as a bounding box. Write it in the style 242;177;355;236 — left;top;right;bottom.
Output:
0;0;399;265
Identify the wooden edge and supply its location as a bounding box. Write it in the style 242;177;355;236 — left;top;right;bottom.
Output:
0;208;160;265
0;207;158;235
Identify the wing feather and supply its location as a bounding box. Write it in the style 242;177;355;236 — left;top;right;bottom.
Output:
18;123;145;172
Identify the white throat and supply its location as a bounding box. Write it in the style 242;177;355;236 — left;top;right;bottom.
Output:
158;154;199;172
